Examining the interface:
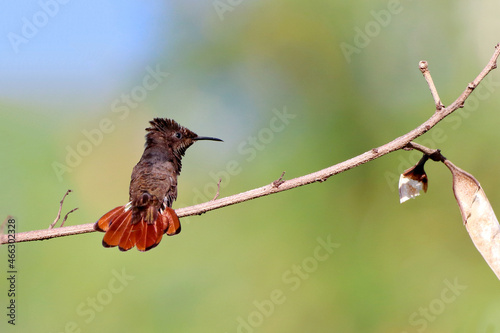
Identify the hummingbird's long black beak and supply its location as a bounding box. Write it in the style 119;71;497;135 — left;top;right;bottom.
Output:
193;136;223;142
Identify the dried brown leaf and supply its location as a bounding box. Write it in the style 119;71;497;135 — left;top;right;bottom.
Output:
444;160;500;279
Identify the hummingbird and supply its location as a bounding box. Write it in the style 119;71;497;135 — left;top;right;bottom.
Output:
94;118;222;252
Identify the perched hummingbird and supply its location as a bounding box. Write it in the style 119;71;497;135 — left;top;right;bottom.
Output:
94;118;222;252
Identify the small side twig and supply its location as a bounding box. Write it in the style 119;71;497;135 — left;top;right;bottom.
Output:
49;190;77;229
212;179;222;201
60;208;79;228
273;171;286;188
419;61;445;110
406;142;446;162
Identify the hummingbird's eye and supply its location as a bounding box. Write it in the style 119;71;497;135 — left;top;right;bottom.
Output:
174;132;182;139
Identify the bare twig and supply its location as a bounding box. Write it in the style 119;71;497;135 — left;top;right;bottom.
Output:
406;142;446;162
61;208;79;228
49;190;76;229
419;61;445;110
1;43;499;245
212;179;222;201
272;171;286;187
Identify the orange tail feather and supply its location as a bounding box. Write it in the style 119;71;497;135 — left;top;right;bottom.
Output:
94;205;181;252
164;208;181;235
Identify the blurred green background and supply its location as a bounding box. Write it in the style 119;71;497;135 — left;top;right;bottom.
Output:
1;1;500;332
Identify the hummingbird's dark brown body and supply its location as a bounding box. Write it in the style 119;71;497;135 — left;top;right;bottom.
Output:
94;118;222;252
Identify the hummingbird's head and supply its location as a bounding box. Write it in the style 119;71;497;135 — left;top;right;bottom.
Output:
145;118;222;160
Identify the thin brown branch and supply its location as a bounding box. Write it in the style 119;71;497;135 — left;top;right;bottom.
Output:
61;208;79;227
419;60;445;110
212;179;222;201
1;43;499;246
406;142;446;162
272;171;286;187
49;190;76;229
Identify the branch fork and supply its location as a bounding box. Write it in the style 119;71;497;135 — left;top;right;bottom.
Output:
49;189;78;229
